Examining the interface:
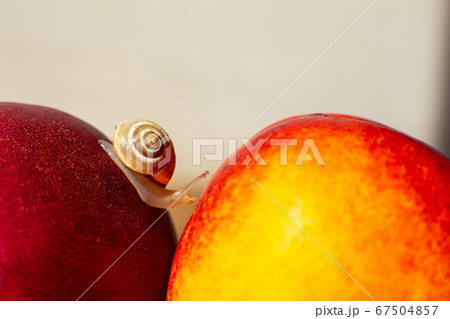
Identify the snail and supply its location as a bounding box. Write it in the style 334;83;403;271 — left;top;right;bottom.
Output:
98;118;208;209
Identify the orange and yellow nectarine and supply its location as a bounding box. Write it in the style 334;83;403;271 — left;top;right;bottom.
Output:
167;114;449;300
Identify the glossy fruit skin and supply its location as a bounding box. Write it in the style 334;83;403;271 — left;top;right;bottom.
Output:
167;114;450;301
0;103;177;300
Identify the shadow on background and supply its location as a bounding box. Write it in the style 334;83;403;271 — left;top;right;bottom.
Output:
440;4;450;157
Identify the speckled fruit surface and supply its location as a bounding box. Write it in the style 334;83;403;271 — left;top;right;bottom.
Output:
0;102;177;300
167;114;449;300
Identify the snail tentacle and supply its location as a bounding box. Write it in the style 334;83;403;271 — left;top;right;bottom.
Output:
99;140;208;209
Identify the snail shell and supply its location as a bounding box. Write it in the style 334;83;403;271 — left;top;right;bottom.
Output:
99;119;208;209
113;119;175;186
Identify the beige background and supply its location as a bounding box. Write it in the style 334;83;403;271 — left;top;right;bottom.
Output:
1;0;449;237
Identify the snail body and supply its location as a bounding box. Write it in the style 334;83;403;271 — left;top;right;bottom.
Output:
99;119;208;209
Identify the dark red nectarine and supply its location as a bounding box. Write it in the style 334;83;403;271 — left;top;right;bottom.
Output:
0;102;177;300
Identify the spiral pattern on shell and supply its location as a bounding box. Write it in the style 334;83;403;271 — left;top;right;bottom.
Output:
113;118;173;176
